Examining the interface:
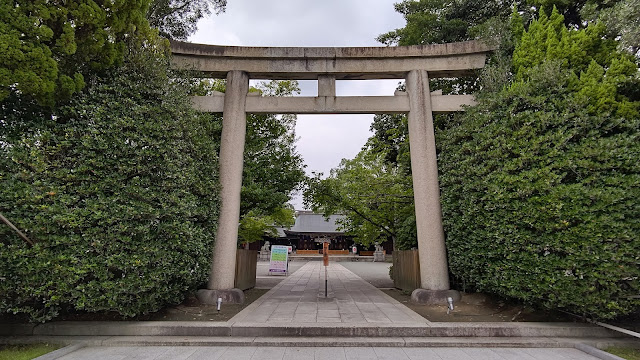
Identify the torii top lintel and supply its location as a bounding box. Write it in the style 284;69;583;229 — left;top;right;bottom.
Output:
170;40;494;80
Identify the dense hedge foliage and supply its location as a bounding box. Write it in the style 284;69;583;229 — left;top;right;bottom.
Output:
437;10;639;319
0;46;220;322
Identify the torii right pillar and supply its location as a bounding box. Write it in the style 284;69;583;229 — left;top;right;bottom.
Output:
406;69;461;304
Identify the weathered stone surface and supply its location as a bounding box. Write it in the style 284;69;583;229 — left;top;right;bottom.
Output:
197;288;245;304
177;40;492;295
190;94;475;114
0;321;622;338
411;289;462;305
0;323;34;336
170;40;494;80
228;262;427;325
171;40;494;58
406;70;450;291
13;341;632;358
318;75;336;97
207;70;249;290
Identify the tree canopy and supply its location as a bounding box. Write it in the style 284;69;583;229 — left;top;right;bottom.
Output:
0;0;152;106
304;147;414;248
195;79;306;244
147;0;227;40
377;0;639;58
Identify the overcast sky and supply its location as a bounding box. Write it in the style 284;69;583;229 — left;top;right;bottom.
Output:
190;0;406;209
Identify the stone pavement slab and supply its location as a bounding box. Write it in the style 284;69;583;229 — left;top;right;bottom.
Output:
230;262;426;324
53;345;605;360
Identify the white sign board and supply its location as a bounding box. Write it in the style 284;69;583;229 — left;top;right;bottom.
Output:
269;245;289;275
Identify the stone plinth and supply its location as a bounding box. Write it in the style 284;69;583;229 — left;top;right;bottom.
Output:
373;251;385;262
197;288;245;304
411;288;461;305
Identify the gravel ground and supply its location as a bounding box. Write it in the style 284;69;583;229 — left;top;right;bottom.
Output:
339;261;394;288
255;260;306;289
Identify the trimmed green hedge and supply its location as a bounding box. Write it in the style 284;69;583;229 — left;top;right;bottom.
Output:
0;47;220;322
439;69;639;318
437;11;639;319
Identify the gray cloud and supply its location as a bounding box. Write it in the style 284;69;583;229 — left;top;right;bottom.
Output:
191;0;404;47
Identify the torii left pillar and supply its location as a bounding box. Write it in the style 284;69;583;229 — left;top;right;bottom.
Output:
406;70;460;304
197;70;249;304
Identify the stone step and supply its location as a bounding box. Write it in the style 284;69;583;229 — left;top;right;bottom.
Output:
1;335;635;349
2;321;621;338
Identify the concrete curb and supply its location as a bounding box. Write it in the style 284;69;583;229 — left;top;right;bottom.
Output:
99;336;637;349
33;343;85;360
0;321;622;338
576;343;626;360
4;335;638;349
98;336;574;348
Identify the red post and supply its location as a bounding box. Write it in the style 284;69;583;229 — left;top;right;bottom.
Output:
323;242;329;297
323;242;329;267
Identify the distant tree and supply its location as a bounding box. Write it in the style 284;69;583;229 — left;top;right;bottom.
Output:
582;0;640;56
194;79;306;242
242;83;306;216
304;148;414;248
147;0;227;40
367;114;410;167
377;0;633;48
377;0;513;46
238;207;295;245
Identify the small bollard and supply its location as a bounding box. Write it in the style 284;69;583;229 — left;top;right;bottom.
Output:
217;297;222;312
446;297;454;314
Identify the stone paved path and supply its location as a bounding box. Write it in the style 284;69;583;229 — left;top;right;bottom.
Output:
56;345;602;359
229;261;426;324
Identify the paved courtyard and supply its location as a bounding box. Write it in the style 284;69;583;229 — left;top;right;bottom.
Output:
230;261;425;324
55;345;603;359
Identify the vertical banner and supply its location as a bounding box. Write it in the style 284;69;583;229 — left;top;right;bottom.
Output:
269;245;289;275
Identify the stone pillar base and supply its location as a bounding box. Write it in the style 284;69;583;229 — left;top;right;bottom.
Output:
373;251;385;262
197;288;245;304
411;288;461;305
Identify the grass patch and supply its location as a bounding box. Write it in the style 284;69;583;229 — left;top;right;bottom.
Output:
605;347;640;360
0;343;60;360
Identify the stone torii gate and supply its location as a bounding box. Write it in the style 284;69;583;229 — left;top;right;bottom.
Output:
170;40;492;304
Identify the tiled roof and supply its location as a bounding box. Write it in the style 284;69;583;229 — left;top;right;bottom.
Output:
286;213;345;234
